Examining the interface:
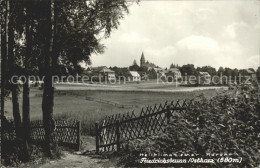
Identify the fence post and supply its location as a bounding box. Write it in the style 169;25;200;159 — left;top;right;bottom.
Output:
76;121;81;151
166;105;171;124
95;122;99;154
116;120;120;152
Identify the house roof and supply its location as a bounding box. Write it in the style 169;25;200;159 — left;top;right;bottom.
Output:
167;68;180;73
162;68;181;74
101;68;115;73
142;62;156;68
246;69;255;74
91;66;107;72
129;71;140;77
152;67;163;72
199;72;210;76
86;66;115;73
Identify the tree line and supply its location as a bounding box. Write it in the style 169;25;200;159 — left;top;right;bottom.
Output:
0;0;130;163
110;61;260;79
179;64;260;77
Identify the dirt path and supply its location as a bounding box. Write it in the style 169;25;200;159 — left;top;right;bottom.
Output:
37;136;118;168
38;152;110;168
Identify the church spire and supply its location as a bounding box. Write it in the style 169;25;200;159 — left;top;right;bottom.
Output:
141;52;145;59
140;52;145;67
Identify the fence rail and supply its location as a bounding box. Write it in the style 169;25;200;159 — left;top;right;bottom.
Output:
1;119;81;151
95;99;198;153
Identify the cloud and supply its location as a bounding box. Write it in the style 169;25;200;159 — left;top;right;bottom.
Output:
91;1;260;70
119;32;150;43
176;35;219;52
143;46;177;68
220;41;243;56
223;21;249;39
246;55;260;69
145;46;177;57
195;8;216;21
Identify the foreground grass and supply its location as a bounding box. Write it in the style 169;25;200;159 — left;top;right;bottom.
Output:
5;87;225;135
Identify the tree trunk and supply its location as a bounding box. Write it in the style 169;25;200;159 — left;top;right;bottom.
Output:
23;1;31;143
19;1;32;161
42;0;55;156
1;0;8;118
22;79;30;161
8;0;22;139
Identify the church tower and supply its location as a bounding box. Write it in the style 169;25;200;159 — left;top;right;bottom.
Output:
140;52;145;67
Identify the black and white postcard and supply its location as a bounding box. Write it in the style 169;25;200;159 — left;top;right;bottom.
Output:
1;0;259;167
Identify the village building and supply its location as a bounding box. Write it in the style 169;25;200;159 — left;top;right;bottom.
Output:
147;67;163;79
86;66;116;81
128;71;141;81
152;67;164;73
156;68;182;82
199;72;211;85
139;52;182;80
140;52;157;68
238;69;257;84
244;69;257;80
165;68;182;79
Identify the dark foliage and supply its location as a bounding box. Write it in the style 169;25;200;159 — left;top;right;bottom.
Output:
119;85;260;167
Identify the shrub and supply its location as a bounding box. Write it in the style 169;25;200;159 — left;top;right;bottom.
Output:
1;117;62;167
119;85;260;167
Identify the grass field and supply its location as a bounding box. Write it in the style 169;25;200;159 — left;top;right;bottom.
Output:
5;84;227;135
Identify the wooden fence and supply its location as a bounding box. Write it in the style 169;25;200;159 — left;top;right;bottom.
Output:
95;99;196;153
1;119;81;151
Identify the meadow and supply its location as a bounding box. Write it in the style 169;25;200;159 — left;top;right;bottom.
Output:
5;85;226;135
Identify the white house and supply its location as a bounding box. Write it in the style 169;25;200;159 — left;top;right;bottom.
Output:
128;71;141;81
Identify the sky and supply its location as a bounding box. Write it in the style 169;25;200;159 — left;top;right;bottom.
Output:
91;0;260;70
